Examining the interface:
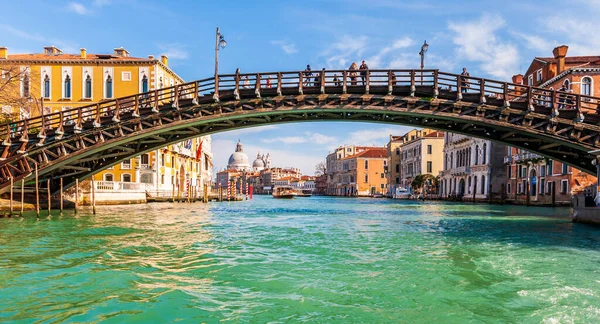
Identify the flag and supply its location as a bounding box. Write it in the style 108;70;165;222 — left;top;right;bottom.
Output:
196;140;203;159
184;139;192;149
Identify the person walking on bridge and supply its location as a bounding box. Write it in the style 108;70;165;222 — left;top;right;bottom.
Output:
460;67;470;93
349;62;358;86
359;60;369;86
304;65;313;87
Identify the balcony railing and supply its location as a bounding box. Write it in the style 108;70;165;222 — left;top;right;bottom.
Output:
94;181;143;191
451;166;471;175
513;152;543;163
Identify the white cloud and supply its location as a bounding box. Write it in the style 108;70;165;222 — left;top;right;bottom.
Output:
261;132;337;145
157;43;189;60
271;40;298;54
218;125;279;136
448;14;519;80
322;35;369;69
67;2;90;15
511;32;554;53
541;15;600;55
346;127;412;146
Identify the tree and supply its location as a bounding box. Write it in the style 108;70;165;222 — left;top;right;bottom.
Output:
411;174;437;194
0;64;41;123
315;162;326;176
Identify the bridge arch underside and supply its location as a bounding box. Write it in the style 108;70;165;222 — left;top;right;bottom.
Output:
2;88;599;193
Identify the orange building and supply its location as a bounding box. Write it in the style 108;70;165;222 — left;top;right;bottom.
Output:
337;148;388;196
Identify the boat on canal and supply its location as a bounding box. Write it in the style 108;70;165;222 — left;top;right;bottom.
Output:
393;187;411;200
295;189;313;197
272;185;297;199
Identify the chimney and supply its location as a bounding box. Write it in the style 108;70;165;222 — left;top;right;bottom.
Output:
161;55;168;66
43;45;62;55
148;55;154;60
80;48;87;59
553;45;568;74
113;47;129;57
512;74;523;84
0;47;7;59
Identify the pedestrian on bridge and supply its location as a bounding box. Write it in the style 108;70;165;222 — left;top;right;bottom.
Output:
265;77;272;89
304;65;313;87
243;76;250;89
359;60;369;85
460;67;470;93
349;62;358;86
333;74;341;87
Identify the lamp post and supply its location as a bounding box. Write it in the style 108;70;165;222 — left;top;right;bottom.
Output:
419;40;428;85
214;27;227;79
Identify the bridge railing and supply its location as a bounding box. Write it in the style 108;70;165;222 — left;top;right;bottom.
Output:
4;68;600;148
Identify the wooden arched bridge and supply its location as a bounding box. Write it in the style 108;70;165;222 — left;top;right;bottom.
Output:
2;68;600;193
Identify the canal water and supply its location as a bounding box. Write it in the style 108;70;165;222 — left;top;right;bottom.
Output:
1;196;599;323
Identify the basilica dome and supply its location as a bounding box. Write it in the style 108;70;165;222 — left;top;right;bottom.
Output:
227;140;251;171
252;152;266;170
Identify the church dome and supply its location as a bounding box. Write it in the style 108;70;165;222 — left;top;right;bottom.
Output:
253;154;265;169
227;140;251;170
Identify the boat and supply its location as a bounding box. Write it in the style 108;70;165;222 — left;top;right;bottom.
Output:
393;187;411;200
273;185;297;199
295;189;313;197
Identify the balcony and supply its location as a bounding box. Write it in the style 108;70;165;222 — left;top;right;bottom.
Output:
504;156;512;164
513;152;543;163
451;166;470;176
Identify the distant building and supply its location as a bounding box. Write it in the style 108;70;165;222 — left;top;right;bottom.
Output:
336;147;388;196
439;133;506;201
325;145;379;195
387;129;435;197
399;131;444;191
315;174;327;195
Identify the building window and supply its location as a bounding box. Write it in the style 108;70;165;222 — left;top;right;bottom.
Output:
104;174;113;181
474;145;479;165
540;165;546;177
140;174;152;184
142;75;149;92
64;75;71;98
507;183;511;194
161;174;165;184
507;165;512;178
171;156;175;167
43;75;50;98
468;177;471;194
364;174;368;183
22;74;30;98
527;75;533;85
427;161;432;173
517;183;522;194
536;69;542;82
521;166;527;178
540;178;545;194
581;77;592;96
395;177;400;184
563;79;570;90
122;159;132;169
395;148;400;156
562;163;568;174
161;153;165;166
380;173;384;179
547;160;553;175
85;75;92;99
547;181;553;195
122;71;131;81
427;145;432;154
561;180;568;194
105;75;113;98
395;164;400;172
364;160;368;169
482;143;487;164
141;154;149;165
481;176;486;195
122;174;132;182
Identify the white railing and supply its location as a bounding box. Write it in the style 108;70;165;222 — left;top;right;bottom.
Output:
94;181;143;191
514;152;543;163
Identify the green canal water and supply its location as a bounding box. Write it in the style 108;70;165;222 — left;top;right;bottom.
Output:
1;196;600;323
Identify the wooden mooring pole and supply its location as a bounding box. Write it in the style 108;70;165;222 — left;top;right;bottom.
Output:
60;178;63;213
91;177;96;215
75;178;79;214
47;179;51;216
9;177;13;216
35;164;40;218
20;179;24;216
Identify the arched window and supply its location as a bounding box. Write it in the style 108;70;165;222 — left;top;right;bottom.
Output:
22;74;30;98
140;173;153;184
64;74;71;98
85;75;92;99
563;79;570;90
482;143;487;164
43;75;50;98
142;74;149;92
468;176;471;194
105;75;113;98
444;154;448;170
581;77;592;96
104;174;113;182
159;77;163;89
450;152;454;168
481;175;486;194
474;145;479;165
122;174;131;182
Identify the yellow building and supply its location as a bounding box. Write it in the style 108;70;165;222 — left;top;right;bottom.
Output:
0;46;213;199
338;147;388;196
399;130;445;190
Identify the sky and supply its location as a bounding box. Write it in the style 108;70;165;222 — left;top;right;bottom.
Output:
1;0;599;175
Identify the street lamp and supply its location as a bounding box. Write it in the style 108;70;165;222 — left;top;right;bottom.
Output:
215;27;227;79
419;40;428;85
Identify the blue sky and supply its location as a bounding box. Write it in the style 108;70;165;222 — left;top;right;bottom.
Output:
2;0;599;174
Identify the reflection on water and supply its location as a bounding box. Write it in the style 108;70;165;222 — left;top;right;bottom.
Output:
0;196;599;323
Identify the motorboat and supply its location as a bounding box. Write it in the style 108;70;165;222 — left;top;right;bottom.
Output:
295;189;313;197
393;187;411;199
273;185;297;199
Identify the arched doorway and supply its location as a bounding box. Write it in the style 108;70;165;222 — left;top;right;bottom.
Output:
530;169;537;199
458;178;466;196
473;176;478;198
